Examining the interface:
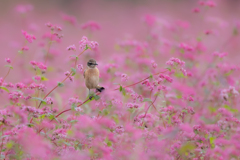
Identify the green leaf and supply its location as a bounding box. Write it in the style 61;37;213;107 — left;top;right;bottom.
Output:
223;104;238;113
119;86;123;92
103;109;109;116
179;142;196;155
57;82;64;87
209;137;216;148
6;142;14;149
4;65;13;69
175;72;185;78
70;120;78;123
27;123;34;127
143;98;152;102
122;88;126;96
31;97;47;105
107;141;112;147
48;115;54;120
71;104;77;111
41;76;48;81
63;142;71;146
70;55;78;59
39;114;46;120
149;74;153;79
48;114;59;122
93;94;100;101
166;67;171;72
18;50;23;54
0;86;9;92
112;115;119;124
71;68;76;76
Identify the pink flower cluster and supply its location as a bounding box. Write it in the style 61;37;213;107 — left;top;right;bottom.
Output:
30;61;47;71
79;36;99;50
22;30;36;43
81;21;101;31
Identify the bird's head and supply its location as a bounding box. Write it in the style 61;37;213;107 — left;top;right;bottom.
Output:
87;59;98;68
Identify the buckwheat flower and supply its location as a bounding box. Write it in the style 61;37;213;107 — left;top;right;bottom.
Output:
21;46;29;51
179;43;194;51
213;51;228;58
37;63;47;71
64;71;70;76
30;61;37;66
142;79;151;86
15;82;26;89
151;60;157;69
138;95;144;102
22;30;36;43
228;86;239;96
81;21;101;31
55;26;62;31
193;125;202;132
126;103;133;109
193;8;200;13
33;75;41;81
45;22;52;28
115;125;124;134
15;4;33;14
9;91;23;103
5;58;11;63
62;14;77;25
68;98;77;105
133;103;139;108
121;74;128;82
38;84;46;92
220;90;228;101
69;76;74;82
206;1;216;7
77;64;83;72
66;44;76;51
180;68;187;76
75;107;83;112
218;108;232;117
165;75;173;83
3;82;14;88
0;78;3;86
46;97;53;104
28;83;38;89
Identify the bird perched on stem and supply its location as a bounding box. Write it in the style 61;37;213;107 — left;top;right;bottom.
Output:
84;59;105;99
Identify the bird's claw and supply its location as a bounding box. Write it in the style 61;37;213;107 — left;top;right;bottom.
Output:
89;96;93;100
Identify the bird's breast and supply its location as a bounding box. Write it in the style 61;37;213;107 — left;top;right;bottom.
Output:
84;68;99;89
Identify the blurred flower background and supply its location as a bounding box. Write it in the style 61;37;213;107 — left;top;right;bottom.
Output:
0;0;240;159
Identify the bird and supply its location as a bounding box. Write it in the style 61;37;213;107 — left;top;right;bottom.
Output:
84;59;105;99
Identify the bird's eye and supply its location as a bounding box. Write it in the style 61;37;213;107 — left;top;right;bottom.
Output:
88;62;93;65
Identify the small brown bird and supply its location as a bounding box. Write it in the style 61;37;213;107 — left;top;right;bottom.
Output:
84;59;104;98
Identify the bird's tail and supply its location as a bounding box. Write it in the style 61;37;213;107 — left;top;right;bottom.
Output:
96;86;105;92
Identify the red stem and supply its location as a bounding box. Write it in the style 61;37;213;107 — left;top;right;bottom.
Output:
114;70;168;91
54;70;168;118
143;95;158;118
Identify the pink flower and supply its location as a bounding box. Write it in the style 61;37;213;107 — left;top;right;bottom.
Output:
61;14;77;25
46;97;53;104
5;58;11;63
77;64;83;72
81;21;101;31
15;4;33;13
121;74;128;82
66;44;76;51
22;30;36;43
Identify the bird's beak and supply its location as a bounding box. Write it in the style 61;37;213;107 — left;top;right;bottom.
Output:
95;63;98;65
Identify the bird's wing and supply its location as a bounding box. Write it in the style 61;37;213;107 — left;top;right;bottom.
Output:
83;69;86;78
